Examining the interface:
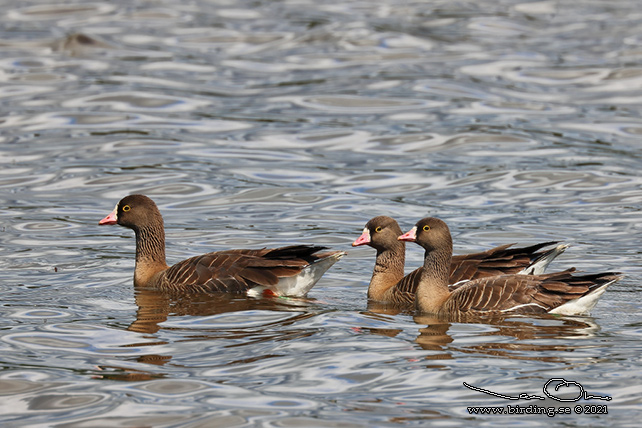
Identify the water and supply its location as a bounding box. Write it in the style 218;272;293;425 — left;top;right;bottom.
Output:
1;0;641;426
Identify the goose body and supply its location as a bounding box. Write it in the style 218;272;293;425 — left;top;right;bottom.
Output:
398;218;621;316
352;216;567;305
99;194;345;297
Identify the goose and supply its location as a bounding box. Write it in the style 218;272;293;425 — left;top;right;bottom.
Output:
98;194;345;297
398;217;621;316
352;216;567;305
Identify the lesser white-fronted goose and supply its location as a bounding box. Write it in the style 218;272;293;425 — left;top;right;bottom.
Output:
352;216;567;305
398;217;622;316
98;194;345;297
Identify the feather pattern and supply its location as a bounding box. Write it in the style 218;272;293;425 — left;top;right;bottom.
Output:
99;195;345;297
399;217;622;316
353;216;567;306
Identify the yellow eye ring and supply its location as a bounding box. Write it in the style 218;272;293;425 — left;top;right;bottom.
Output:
122;205;131;212
422;225;430;231
374;226;382;233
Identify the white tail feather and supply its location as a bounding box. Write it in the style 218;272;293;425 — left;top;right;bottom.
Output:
548;280;615;316
519;244;569;275
247;251;346;298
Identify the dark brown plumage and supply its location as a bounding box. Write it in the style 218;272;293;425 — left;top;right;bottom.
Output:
398;217;622;316
99;194;345;296
352;216;566;305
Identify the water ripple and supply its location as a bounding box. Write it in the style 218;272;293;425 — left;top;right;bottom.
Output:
2;324;159;356
63;91;210;112
1;112;250;133
0;0;640;426
276;95;445;113
7;3;115;21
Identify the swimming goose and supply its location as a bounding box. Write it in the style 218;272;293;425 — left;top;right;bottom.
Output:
352;216;567;305
398;217;621;316
98;194;345;297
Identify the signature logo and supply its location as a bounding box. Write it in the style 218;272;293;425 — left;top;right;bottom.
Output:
463;378;611;402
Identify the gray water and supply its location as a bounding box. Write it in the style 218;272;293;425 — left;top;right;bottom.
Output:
1;0;641;426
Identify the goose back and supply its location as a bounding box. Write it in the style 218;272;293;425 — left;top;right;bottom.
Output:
99;194;344;297
400;217;622;316
354;216;566;306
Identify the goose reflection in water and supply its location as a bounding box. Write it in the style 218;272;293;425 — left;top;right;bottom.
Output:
95;287;606;382
358;301;604;363
412;312;603;363
93;288;321;382
129;287;320;334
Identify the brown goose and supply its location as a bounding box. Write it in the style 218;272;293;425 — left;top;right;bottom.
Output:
98;194;345;297
352;216;567;305
398;217;622;316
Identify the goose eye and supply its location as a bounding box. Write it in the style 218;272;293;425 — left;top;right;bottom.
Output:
122;205;131;212
374;226;382;233
422;225;430;231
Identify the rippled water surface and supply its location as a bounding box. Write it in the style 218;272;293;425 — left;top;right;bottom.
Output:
1;0;641;426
